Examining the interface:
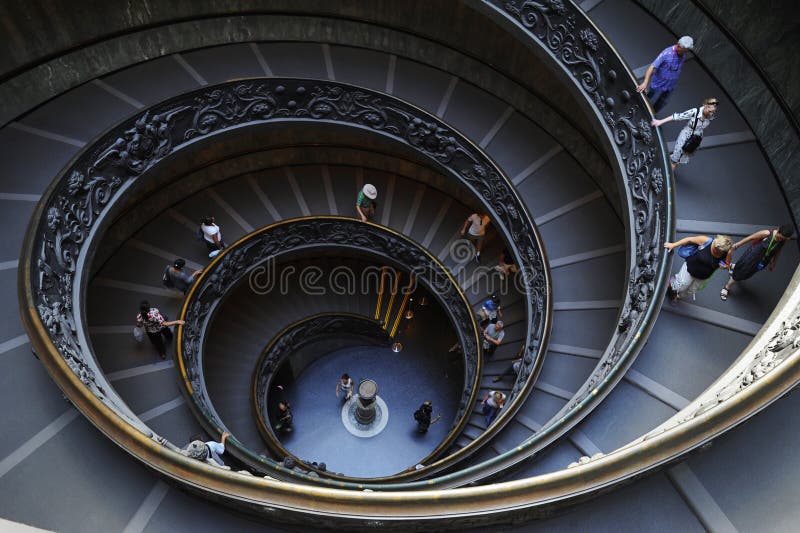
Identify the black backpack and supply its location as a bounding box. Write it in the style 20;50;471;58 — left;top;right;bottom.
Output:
682;109;703;154
162;266;175;288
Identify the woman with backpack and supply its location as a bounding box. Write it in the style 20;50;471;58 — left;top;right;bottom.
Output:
664;234;733;301
135;300;184;360
651;97;718;171
720;224;794;301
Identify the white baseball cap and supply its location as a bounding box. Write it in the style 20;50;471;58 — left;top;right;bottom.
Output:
363;184;377;199
678;36;694;50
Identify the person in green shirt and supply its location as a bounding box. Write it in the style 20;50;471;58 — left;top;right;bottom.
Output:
356;183;378;222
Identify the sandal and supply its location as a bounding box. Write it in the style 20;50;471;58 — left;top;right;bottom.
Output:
720;287;729;301
666;283;678;302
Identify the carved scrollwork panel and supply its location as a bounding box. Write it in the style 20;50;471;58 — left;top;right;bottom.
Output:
28;77;549;484
494;0;671;415
181;218;481;438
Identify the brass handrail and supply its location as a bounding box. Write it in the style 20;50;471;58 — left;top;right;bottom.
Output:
177;216;485;484
18;0;800;524
21;73;551;488
16;0;691;522
250;312;392;479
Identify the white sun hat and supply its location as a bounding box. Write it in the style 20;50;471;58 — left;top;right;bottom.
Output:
363;183;377;199
678;35;694;50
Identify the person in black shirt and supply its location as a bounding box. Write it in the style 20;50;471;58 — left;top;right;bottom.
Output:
664;234;732;301
413;401;440;433
163;258;201;294
720;224;794;300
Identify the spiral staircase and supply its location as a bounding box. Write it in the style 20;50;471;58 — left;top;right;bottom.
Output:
2;1;799;531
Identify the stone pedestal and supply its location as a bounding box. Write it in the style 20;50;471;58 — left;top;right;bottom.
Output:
355;379;378;425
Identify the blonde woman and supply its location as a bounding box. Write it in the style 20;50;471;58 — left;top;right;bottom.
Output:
664;234;732;301
652;97;718;170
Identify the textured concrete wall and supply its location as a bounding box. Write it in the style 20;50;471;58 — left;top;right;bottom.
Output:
634;0;800;225
698;0;800;123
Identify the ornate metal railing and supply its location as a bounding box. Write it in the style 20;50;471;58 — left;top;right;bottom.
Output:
645;265;800;439
408;0;673;475
251;313;391;475
18;0;800;527
178;217;484;482
20;75;551;488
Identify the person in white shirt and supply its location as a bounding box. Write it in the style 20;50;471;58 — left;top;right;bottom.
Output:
482;390;506;425
460;213;491;262
651;97;718;170
336;373;354;402
200;215;226;257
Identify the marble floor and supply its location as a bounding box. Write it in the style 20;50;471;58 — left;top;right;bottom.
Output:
279;312;464;478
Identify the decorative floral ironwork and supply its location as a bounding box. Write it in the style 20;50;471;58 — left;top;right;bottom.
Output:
28;77;549;482
91;108;190;175
685;309;800;420
181;218;481;458
496;0;671;428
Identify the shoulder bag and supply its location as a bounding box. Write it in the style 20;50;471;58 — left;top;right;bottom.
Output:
682;108;703;154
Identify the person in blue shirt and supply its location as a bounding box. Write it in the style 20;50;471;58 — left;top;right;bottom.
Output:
478;293;502;328
636;36;694;112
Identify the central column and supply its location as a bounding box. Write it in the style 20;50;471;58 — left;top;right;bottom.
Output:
355;379;378;425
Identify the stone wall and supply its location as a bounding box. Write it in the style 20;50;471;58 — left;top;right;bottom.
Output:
634;0;800;225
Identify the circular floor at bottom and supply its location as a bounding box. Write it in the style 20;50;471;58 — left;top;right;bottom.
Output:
279;340;463;478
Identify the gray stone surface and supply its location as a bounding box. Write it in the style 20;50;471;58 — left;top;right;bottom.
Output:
576;380;676;451
329;45;390;91
632;311;751;401
102;55;201;107
0;418;156;533
180;43;264;85
0;127;79;194
687;391;800;533
0;8;617;221
17;80;137;142
0;344;68;461
142;486;294;533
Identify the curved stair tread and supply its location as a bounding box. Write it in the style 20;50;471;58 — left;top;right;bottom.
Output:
3;3;797;529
